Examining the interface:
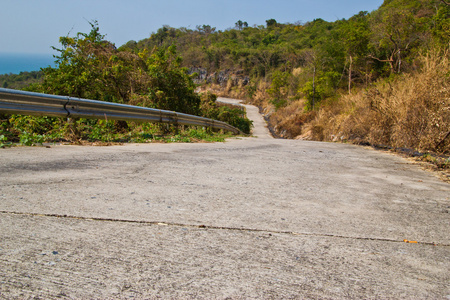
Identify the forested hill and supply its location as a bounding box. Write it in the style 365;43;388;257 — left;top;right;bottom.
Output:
1;0;448;159
118;0;449;157
120;0;448;93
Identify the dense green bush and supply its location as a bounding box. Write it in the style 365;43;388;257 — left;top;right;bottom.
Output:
200;92;252;134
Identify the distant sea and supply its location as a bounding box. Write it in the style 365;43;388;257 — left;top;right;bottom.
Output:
0;52;56;75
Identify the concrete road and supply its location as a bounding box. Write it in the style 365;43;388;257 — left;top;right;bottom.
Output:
0;98;449;299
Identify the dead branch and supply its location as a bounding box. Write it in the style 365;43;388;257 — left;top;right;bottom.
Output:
367;55;394;63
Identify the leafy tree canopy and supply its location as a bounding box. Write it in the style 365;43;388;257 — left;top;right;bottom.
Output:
39;21;201;116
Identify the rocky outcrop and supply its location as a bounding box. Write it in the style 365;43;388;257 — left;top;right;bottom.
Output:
189;68;249;87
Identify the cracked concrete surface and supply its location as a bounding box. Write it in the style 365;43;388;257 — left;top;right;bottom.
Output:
0;98;449;299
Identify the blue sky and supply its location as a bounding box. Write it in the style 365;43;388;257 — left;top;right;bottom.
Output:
1;0;384;54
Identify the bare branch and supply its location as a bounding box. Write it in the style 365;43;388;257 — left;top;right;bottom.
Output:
367;55;393;63
441;0;450;6
389;35;399;50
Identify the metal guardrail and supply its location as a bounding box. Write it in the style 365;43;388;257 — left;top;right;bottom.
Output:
0;88;241;134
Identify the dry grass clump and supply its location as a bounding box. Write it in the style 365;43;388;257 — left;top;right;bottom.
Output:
312;49;450;154
269;100;316;138
202;82;249;102
249;81;270;107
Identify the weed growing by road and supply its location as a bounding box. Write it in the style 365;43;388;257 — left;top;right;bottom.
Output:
0;116;234;147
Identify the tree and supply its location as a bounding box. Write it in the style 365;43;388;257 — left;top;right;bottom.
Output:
235;20;248;30
432;3;450;46
338;12;371;93
196;24;216;35
41;21;201;116
368;0;430;74
143;45;201;115
266;19;278;28
41;20;111;99
153;26;170;46
267;70;291;108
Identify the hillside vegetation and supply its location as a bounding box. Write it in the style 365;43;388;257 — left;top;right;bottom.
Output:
1;0;448;160
0;22;252;146
0;71;44;90
121;0;449;156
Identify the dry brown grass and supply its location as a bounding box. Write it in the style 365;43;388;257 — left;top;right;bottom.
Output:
202;83;248;101
201;49;449;156
268;100;316;138
311;49;450;154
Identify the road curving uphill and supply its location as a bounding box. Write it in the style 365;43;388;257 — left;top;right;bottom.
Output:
0;98;449;299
